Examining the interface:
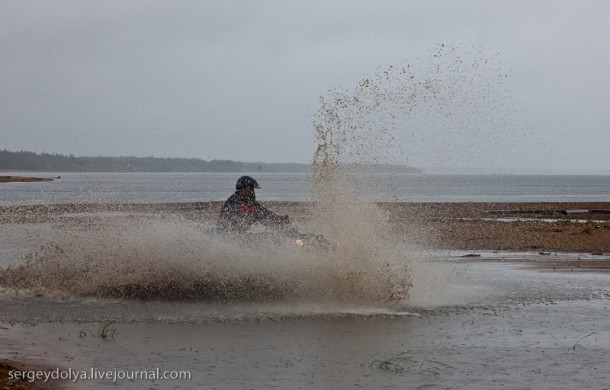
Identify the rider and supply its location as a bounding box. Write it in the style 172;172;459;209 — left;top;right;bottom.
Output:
217;176;290;232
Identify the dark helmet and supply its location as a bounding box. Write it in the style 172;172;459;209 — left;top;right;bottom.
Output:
235;176;261;192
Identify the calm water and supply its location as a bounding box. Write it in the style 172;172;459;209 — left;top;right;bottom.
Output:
1;172;610;205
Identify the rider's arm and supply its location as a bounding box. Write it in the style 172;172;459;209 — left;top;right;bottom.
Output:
253;202;289;225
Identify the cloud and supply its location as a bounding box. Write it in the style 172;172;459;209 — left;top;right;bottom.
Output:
0;1;608;170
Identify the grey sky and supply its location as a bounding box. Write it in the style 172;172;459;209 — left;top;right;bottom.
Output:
1;1;609;172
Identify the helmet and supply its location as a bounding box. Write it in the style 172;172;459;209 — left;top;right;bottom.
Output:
235;176;261;192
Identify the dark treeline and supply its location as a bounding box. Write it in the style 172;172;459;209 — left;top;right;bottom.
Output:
0;150;311;173
0;150;421;173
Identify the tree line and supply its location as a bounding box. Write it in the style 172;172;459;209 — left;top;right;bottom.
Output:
0;150;311;173
0;149;421;173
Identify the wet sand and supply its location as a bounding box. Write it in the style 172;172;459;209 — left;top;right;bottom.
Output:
3;201;608;253
380;202;610;253
0;360;63;390
1;201;610;389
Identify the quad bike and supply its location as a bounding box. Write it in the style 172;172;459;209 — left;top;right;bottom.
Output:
208;225;334;254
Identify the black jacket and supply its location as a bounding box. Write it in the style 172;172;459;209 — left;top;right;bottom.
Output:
217;192;285;232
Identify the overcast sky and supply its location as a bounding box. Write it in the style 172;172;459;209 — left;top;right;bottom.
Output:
1;1;609;172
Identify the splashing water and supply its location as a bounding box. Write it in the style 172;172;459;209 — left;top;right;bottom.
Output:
307;44;521;306
312;44;521;176
1;44;518;308
1;216;407;304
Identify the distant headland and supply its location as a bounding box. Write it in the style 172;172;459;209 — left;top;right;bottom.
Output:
0;149;421;174
0;175;57;183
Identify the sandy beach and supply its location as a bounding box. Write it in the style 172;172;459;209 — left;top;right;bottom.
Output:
1;201;610;389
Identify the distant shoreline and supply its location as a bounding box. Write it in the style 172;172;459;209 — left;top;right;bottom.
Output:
0;176;56;183
0;149;421;174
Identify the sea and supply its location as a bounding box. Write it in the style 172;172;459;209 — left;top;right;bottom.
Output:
2;172;610;205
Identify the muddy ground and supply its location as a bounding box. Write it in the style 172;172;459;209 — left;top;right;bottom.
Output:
1;201;610;389
2;201;609;253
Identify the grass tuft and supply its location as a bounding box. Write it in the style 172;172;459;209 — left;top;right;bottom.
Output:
364;346;455;390
98;320;116;339
366;352;416;373
572;331;598;351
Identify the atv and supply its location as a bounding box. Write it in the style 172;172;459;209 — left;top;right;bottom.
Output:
208;225;334;254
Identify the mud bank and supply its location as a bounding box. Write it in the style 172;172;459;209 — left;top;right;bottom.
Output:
0;360;64;390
